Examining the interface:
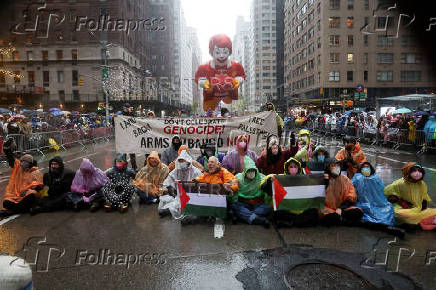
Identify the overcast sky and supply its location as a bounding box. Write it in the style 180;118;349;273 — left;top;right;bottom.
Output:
181;0;252;62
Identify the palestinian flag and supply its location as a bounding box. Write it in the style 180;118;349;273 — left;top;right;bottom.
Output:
272;174;325;214
177;182;228;219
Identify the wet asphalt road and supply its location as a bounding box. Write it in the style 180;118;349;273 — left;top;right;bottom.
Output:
0;140;435;289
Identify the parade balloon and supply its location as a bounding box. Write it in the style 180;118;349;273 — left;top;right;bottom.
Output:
195;34;246;112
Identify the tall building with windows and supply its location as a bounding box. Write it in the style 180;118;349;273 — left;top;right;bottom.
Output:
284;0;435;108
249;0;278;111
233;16;252;112
0;0;160;109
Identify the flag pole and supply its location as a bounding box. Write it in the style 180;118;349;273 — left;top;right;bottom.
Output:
272;177;277;211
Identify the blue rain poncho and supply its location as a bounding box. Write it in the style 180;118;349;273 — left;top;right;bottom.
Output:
352;172;395;226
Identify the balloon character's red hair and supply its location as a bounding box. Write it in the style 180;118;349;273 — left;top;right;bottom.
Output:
209;34;232;56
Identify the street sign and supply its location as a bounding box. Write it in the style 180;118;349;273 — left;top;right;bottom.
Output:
354;92;359;99
102;68;109;80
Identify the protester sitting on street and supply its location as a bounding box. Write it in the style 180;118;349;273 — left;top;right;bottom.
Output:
163;150;202;196
384;163;436;230
122;103;138;171
160;150;202;217
68;158;109;212
0;139;43;217
197;142;225;171
351;162;405;237
103;154;136;213
307;145;330;174
320;159;363;226
335;137;367;179
133;151;169;204
256;135;298;175
181;156;238;225
231;156;271;228
223;135;258;174
167;145;204;172
30;157;75;215
161;135;182;166
294;129;314;163
261;157;319;228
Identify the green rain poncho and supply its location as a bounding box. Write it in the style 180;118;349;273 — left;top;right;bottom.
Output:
234;156;266;202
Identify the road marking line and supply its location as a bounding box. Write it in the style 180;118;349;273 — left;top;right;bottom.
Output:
0;214;20;226
365;152;436;172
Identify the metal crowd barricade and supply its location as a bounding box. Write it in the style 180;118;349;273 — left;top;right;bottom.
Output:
0;127;115;159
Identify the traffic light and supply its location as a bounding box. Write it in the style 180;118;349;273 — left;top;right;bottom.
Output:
102;68;109;80
78;77;84;86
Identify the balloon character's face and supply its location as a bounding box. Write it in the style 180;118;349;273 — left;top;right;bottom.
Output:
212;46;230;63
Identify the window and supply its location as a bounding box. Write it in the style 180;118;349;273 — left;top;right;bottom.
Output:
376;71;393;82
347;53;354;63
329;0;340;10
0;72;5;86
347;0;354;9
329;35;340;46
56;50;63;60
73;90;80;102
14;71;20;83
364;0;369;9
377;35;394;47
364;53;368;64
12;51;19;61
317;37;321;48
329;71;340;81
57;71;64;83
347;71;353;81
346;17;354;28
347;35;354;46
71;49;78;65
329;17;340;28
400;71;421;82
364;35;368;45
377;16;393;29
330;53;340;63
26;51;33;61
364;71;368;81
28;71;35;85
72;70;78;86
43;71;49;87
401;53;421;64
377;53;393;64
42;50;48;65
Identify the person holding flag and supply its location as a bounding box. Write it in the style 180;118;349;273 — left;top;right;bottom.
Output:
231;156;271;228
260;157;323;228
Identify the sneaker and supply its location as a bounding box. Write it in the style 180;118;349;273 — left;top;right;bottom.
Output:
119;204;128;214
386;226;406;239
104;203;112;212
29;206;44;216
90;204;100;212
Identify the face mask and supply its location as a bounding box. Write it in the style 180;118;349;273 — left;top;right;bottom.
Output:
410;171;423;181
361;168;371;177
288;168;299;175
20;161;31;171
271;147;279;155
238;142;247;149
246;170;256;180
116;162;127;170
179;162;188;169
331;166;341;176
317;155;325;162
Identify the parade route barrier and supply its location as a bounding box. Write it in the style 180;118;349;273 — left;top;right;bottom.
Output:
283;120;435;154
0;127;114;161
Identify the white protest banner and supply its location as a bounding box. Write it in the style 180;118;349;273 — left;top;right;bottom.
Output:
115;111;278;154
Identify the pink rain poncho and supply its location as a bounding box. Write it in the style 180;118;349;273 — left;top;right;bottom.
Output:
71;158;109;194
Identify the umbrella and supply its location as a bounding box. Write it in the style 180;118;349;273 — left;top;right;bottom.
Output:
0;108;11;114
50;111;63;117
391;108;412;114
49;108;61;112
414;111;430;116
61;111;71;115
432;111;436;116
36;109;44;112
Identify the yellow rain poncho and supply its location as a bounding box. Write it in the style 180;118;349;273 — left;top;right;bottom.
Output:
384;162;436;225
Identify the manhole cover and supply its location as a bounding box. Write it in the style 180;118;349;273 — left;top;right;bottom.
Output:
285;262;376;290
